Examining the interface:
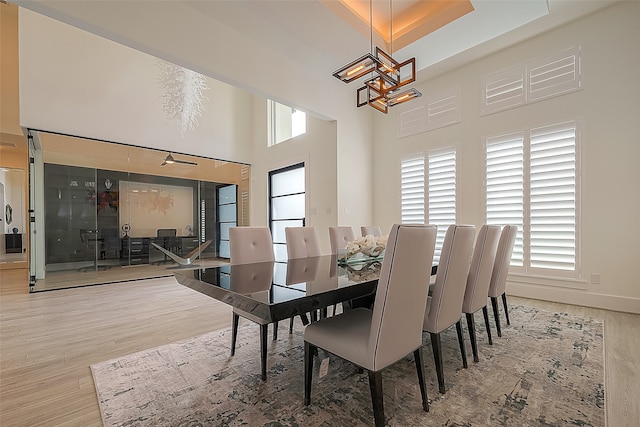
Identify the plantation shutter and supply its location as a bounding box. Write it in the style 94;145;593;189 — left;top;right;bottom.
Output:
528;44;581;102
529;122;576;271
401;156;425;224
481;65;525;115
428;150;456;262
485;134;525;267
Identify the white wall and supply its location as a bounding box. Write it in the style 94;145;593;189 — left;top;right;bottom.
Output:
372;2;640;313
250;97;338;255
18;7;375;231
19;10;254;164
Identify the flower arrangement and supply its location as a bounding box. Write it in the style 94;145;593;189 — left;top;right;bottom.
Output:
345;260;382;282
342;234;388;260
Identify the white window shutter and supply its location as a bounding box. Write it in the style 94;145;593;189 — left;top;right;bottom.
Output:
528;44;581;102
485;134;525;267
481;65;525;115
401;156;425;224
427;87;461;130
428;150;456;262
398;87;461;137
398;106;427;138
529;122;577;272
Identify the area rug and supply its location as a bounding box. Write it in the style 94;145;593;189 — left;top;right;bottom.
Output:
91;305;605;426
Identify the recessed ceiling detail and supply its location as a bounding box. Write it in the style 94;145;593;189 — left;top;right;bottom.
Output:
321;0;475;52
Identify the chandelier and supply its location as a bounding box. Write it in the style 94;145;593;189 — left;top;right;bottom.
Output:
157;60;209;135
333;0;421;114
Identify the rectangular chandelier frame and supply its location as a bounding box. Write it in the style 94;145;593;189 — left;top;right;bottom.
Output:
333;53;381;83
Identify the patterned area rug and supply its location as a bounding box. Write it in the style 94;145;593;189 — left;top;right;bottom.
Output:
91;305;604;426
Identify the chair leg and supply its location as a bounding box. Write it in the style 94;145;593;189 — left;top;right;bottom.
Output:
466;313;479;363
289;317;294;333
482;306;493;345
299;313;310;326
304;341;315;406
273;321;278;341
231;313;239;356
260;324;268;381
491;297;502;337
502;293;511;325
455;320;468;369
430;332;446;394
413;348;429;412
367;370;385;427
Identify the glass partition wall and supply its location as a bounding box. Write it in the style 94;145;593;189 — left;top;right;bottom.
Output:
28;131;249;291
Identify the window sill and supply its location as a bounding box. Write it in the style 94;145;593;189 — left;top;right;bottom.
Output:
508;273;587;290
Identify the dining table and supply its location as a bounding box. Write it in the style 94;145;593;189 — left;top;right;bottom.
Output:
173;255;438;326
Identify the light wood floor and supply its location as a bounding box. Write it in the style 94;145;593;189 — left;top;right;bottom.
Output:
1;268;638;426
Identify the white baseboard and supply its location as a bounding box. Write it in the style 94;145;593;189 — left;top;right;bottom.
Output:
507;282;640;314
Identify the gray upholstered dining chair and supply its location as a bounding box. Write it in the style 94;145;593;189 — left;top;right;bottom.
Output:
285;226;322;258
229;226;277;381
328;226;357;314
488;225;518;337
328;226;355;254
361;225;382;237
285;226;321;330
462;224;501;362
304;224;437;427
423;224;476;394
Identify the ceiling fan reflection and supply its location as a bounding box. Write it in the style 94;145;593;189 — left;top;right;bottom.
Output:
161;153;198;166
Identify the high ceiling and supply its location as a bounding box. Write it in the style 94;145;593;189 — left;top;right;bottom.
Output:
11;0;618;114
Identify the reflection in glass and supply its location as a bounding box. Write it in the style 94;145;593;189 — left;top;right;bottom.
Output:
29;131;249;291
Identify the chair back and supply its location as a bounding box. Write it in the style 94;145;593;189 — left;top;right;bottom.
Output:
360;226;382;237
229;226;275;264
329;226;355;253
285;227;322;258
462;225;501;314
367;224;437;371
286;256;320;285
423;224;476;334
157;228;177;237
229;262;274;303
488;225;518;298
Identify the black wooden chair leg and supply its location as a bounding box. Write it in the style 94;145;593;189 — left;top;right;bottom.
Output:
502;293;511;325
367;370;385;427
273;321;278;341
482;306;493;345
300;313;310;326
455;320;468;369
413;348;429;412
231;313;239;356
491;297;502;337
260;324;268;381
304;342;314;406
466;313;479;363
289;317;294;333
430;332;446;393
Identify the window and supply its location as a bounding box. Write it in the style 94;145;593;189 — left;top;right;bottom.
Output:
482;44;582;115
269;163;305;259
401;148;457;262
267;100;306;146
398;86;461;138
485;121;579;277
400;156;425;224
428;150;457;262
